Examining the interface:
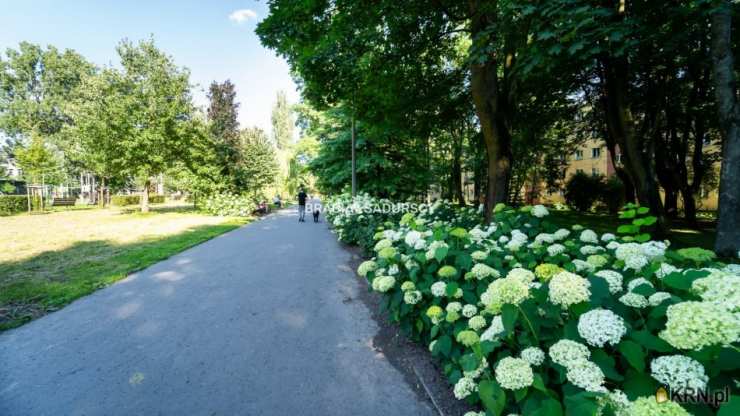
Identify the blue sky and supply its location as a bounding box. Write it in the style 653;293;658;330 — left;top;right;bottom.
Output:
0;0;299;134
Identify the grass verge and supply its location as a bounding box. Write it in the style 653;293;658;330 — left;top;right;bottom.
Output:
547;210;716;249
0;211;248;331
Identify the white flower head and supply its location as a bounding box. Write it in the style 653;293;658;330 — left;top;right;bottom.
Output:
566;360;606;392
580;229;599;244
495;357;534;390
577;308;627;347
453;376;478;400
549;339;590;367
548;271;591;308
431;281;447;297
520;346;546;366
595;270;623;294
651;355;708;391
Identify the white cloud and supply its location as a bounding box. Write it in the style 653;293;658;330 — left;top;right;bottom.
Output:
228;9;257;24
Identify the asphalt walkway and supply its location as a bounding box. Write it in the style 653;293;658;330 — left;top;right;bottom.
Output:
0;208;434;416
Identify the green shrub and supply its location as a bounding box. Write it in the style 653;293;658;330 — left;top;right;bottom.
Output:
600;176;625;214
111;195;165;206
329;193;739;416
0;195;29;215
565;171;603;212
202;193;255;217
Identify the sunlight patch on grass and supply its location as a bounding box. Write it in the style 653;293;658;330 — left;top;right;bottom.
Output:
0;206;249;330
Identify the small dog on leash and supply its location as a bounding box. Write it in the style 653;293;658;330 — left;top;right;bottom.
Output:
312;209;320;222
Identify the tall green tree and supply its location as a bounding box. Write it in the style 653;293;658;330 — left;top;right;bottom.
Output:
271;90;294;149
239;127;279;197
207;80;242;190
0;42;94;139
112;38;197;212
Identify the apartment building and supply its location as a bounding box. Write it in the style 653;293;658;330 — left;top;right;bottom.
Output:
538;138;719;211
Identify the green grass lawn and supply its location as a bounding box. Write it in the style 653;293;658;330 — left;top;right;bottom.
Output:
0;205;250;330
547;210;717;250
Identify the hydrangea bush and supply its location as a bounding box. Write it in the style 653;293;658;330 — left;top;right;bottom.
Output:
326;194;740;415
202;192;256;217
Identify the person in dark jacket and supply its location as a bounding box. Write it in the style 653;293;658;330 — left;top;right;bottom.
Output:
297;188;307;222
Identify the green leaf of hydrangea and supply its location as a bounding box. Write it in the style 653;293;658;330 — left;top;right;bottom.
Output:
618;340;646;372
434;246;448;262
502;304;519;334
629;330;673;353
478;380;507;416
717;395;740;416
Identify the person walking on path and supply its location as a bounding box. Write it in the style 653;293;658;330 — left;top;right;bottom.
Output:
297;187;307;222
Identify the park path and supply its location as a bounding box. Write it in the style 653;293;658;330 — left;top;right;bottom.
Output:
0;208;434;416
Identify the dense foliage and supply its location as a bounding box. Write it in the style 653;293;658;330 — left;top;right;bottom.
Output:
202;193;256;217
0;195;31;215
258;0;740;255
327;194;740;416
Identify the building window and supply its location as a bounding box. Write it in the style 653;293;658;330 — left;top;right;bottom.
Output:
592;167;599;176
576;168;585;174
574;150;583;160
592;147;601;158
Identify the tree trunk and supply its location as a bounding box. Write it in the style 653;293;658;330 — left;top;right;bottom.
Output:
469;0;511;222
601;55;667;233
141;179;150;213
710;0;740;257
99;177;106;208
452;130;465;207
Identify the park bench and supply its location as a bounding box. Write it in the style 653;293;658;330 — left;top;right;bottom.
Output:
51;197;77;207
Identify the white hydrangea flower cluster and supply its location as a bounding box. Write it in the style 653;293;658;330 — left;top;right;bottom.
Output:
471;250;488;261
595;270;623;294
471;263;499;280
547;243;566;257
462;304;477;318
463;357;489;379
580;229;599;244
453;376;478;399
650;355;708;391
660;301;740;350
506;230;529;252
548;271;591;308
468;315;487;331
535;233;555;245
374;238;393;252
655;262;680;279
692;270;740;312
580;245;604;255
549;339;606;392
553;228;571;240
532;204;549;218
482;276;530;311
566;360;606;392
372;275;396;292
357;260;377;278
404;290;422;305
648;291;671;306
446;302;462;314
480;315;504;342
601;233;616;242
573;259;595;273
577;308;627;347
619;292;649;308
494;357;534;390
549;339;591;367
425;240;449;261
615;243;648;271
520;346;545;366
627;277;654;292
431;281;447;297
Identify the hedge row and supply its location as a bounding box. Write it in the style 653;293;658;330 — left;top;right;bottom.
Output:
0;195;43;215
111;195;165;206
